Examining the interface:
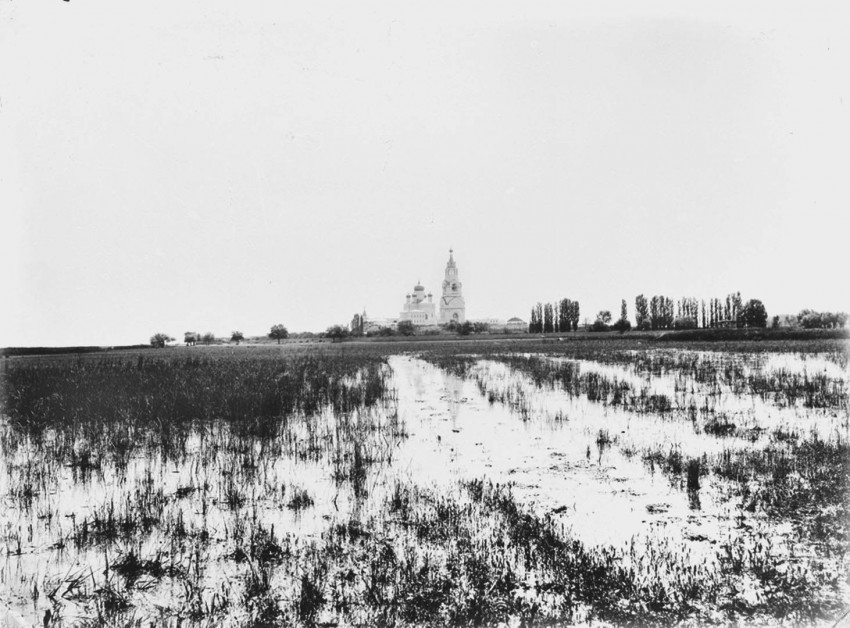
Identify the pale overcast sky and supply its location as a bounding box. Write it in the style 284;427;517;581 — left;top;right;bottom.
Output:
1;1;848;345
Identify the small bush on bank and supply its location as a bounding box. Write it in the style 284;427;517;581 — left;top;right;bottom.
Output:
612;319;632;333
673;317;698;330
589;320;609;332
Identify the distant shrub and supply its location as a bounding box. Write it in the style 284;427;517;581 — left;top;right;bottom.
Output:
397;320;416;336
268;324;289;344
740;299;768;328
589;320;609;332
612;319;631;333
150;333;174;348
797;309;848;329
457;321;475;336
324;325;350;342
673;317;698;330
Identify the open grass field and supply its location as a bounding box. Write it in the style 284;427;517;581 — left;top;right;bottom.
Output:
1;336;848;626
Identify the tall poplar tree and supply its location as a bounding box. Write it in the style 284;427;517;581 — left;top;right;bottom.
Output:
635;294;649;330
543;303;554;333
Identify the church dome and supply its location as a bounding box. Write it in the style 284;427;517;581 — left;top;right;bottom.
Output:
414;283;425;292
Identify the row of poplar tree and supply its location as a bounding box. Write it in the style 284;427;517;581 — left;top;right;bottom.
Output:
634;292;767;330
528;299;581;333
529;292;767;333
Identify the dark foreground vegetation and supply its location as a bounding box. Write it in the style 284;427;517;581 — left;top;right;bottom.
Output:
656;327;850;342
1;339;848;626
0;345;151;358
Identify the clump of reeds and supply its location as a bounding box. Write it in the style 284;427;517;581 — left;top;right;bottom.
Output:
702;414;737;437
286;487;314;512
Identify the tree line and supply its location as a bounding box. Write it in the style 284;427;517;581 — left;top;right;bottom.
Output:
150;324;289;348
528;292;772;333
796;310;848;329
151;300;847;348
629;292;768;330
529;299;580;333
347;314;496;339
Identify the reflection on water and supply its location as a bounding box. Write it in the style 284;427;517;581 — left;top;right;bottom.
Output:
390;357;737;552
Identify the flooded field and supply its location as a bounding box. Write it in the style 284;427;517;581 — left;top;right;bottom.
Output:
1;340;848;626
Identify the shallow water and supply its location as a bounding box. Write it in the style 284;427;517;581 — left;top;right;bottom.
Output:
389;356;722;550
1;349;848;625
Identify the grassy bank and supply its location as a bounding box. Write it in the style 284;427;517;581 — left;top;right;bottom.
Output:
656;328;849;342
4;326;847;360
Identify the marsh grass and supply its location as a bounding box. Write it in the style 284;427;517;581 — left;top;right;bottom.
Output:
418;345;849;625
225;478;846;626
0;349;401;625
1;341;848;626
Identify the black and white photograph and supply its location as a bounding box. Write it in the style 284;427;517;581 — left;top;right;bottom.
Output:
1;1;848;626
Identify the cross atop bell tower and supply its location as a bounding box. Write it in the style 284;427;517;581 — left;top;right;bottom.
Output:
444;249;458;281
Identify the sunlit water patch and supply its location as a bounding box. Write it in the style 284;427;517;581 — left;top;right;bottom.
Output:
388;356;731;550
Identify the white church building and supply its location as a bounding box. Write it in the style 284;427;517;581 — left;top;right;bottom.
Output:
399;249;466;326
399;282;438;325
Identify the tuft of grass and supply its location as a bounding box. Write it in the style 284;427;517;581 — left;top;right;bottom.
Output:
286;487;314;512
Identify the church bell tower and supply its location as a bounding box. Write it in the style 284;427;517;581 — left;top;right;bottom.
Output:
439;249;466;324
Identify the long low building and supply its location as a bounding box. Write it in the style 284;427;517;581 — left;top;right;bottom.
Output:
363;318;399;333
469;317;528;333
506;317;528;332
